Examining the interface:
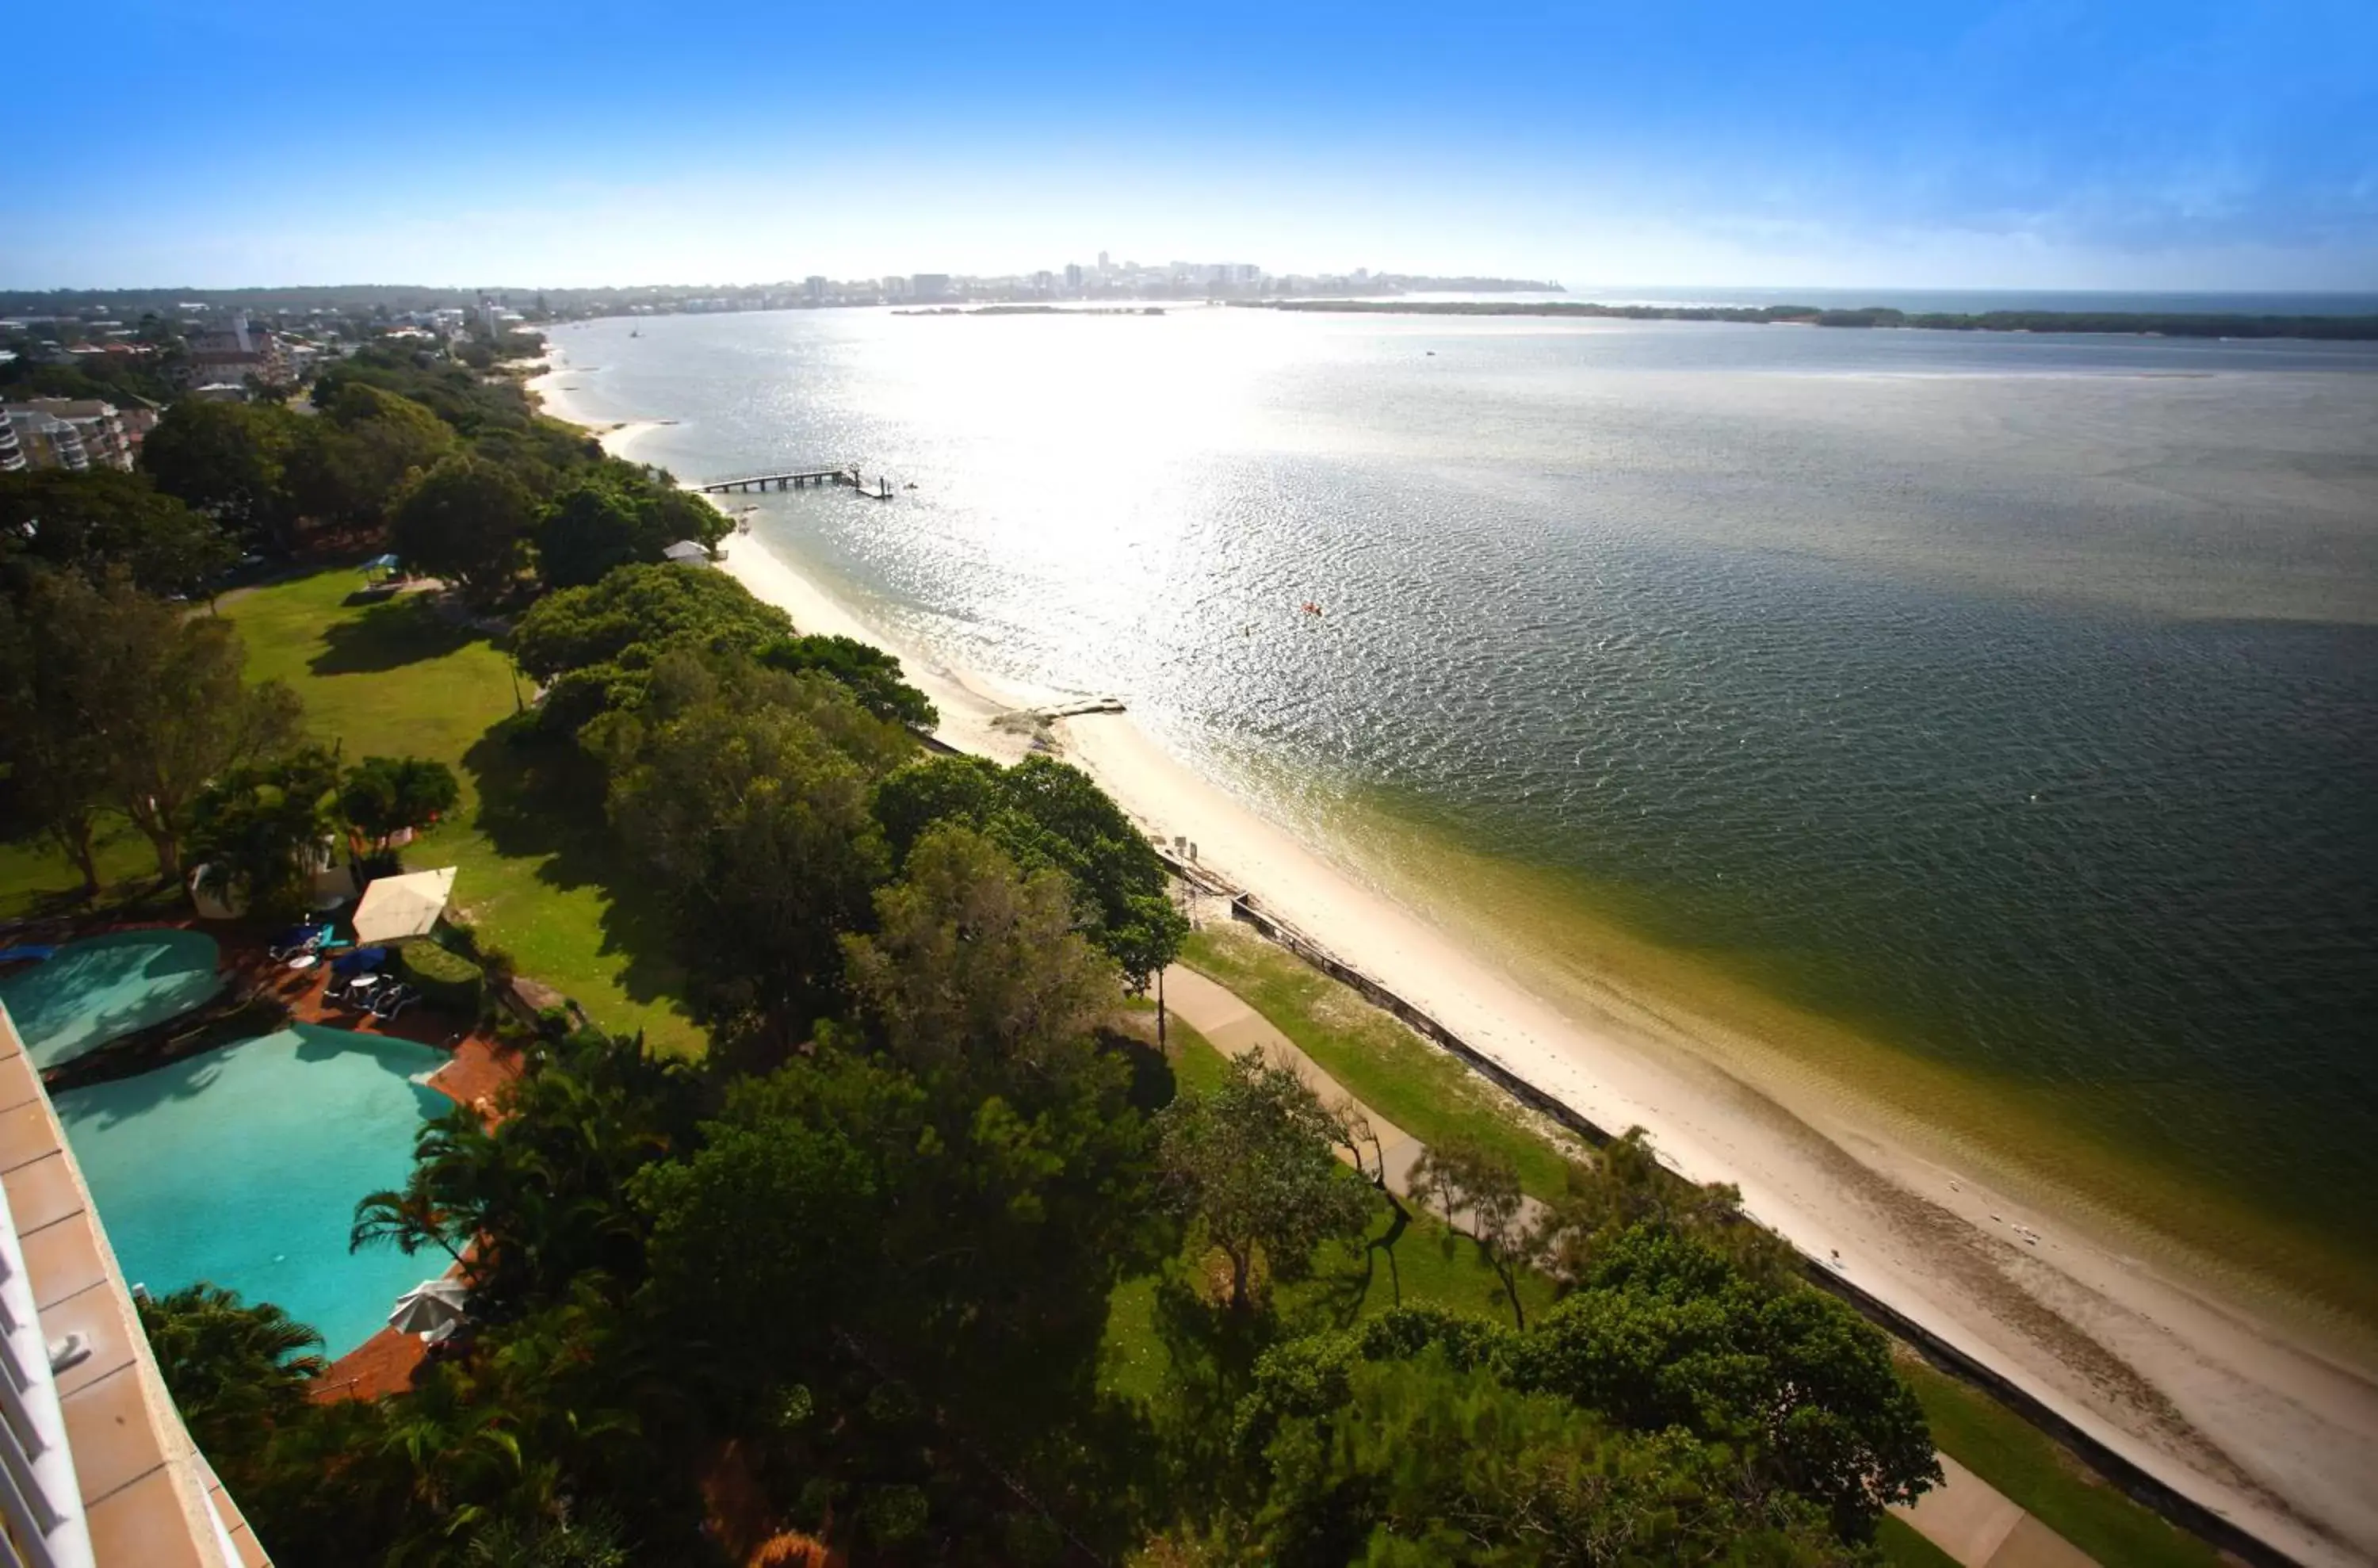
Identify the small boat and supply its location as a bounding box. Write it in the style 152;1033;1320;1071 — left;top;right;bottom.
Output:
1301;601;1324;616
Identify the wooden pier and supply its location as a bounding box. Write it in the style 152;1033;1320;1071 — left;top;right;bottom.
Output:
695;467;894;499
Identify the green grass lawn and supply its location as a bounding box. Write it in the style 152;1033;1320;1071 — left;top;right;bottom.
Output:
0;571;705;1054
0;824;157;923
1182;924;1577;1199
1898;1359;2221;1568
225;572;705;1054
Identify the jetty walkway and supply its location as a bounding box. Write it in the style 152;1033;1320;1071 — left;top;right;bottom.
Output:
695;467;895;499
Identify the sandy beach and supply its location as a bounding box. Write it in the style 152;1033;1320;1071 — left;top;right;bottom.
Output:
529;350;2378;1567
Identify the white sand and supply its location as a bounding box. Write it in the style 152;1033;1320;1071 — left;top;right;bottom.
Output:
533;345;2378;1565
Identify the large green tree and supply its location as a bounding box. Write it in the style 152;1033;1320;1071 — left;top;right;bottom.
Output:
140;398;304;546
285;381;455;527
0;569;301;878
388;453;537;603
1502;1225;1939;1541
510;561;793;729
533;467;728;590
0;577;121;894
873;753;1187;987
839;824;1119;1078
598;656;910;1030
338;753;461;857
0;468;235;599
759;633;936;730
1157;1050;1372;1312
637;1038;1163;1555
1227;1344;1861;1566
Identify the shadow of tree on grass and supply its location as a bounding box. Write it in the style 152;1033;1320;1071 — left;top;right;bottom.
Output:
311;595;479;675
458;719;692;1025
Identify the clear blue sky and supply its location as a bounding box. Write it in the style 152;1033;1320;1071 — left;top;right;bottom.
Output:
7;0;2373;291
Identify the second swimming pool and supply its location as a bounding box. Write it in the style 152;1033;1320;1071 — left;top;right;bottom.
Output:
0;928;224;1070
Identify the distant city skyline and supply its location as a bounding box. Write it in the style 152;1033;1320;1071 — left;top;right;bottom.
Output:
6;0;2372;292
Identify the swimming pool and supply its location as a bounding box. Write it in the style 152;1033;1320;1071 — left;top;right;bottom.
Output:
56;1024;451;1355
0;929;224;1070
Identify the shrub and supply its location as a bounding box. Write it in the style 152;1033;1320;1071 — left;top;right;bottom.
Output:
396;939;484;1012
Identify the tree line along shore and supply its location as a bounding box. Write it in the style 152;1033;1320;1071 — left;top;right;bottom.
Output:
0;331;2233;1566
1240;298;2378;340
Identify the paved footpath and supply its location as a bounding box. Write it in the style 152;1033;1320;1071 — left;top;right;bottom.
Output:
1159;962;2099;1568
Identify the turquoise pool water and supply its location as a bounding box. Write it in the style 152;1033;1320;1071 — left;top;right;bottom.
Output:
0;929;224;1069
56;1025;451;1354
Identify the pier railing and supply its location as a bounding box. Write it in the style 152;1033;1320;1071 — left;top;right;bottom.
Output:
694;468;893;499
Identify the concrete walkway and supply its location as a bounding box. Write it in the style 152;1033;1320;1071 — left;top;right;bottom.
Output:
1158;962;2097;1568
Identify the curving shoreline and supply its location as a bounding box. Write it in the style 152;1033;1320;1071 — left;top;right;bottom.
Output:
527;345;2378;1567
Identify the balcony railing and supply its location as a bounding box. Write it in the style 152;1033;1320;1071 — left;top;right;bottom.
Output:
0;1176;91;1568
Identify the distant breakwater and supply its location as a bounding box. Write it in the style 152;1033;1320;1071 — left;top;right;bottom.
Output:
1239;298;2378;341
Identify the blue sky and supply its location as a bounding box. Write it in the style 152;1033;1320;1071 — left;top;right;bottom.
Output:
6;0;2373;290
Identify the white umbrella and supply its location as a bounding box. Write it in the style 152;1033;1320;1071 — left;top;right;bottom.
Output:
351;867;457;946
387;1277;470;1338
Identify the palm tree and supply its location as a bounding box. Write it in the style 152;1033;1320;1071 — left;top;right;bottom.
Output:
187;745;342;917
136;1283;327;1468
350;1172;470;1265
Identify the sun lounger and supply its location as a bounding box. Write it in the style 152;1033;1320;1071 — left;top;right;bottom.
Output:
329;972;384;1008
369;982;419;1022
266;924;335;962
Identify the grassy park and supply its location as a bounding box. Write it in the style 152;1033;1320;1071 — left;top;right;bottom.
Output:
227;571;705;1054
0;570;705;1055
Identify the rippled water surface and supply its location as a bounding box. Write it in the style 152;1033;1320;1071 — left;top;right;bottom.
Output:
549;308;2378;1253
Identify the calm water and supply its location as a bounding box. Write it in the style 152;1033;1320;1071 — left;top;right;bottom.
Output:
58;1026;449;1353
549;307;2378;1255
0;930;223;1069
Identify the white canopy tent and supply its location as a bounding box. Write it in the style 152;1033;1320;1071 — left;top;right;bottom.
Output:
351;866;457;946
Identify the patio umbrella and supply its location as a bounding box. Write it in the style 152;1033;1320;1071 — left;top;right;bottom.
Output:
330;946;390;977
351;868;456;946
387;1278;469;1337
361;553;400;572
